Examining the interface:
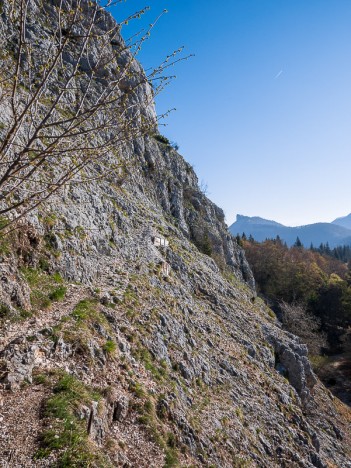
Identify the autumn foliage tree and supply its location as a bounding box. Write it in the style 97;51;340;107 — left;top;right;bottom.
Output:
243;237;348;303
242;236;351;354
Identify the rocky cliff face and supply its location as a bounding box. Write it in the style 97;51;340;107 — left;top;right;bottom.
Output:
0;1;350;467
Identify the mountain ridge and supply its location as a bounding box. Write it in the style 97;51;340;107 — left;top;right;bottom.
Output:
332;213;351;230
230;214;351;247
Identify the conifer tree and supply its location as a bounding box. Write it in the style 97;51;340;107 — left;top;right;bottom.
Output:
294;236;303;248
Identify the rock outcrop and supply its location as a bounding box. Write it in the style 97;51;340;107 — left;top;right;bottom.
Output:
0;1;350;467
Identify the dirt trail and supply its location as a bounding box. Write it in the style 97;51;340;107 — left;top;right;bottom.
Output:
0;285;88;352
0;386;53;468
0;285;91;467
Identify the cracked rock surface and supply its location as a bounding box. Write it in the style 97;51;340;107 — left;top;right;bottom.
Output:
0;0;350;467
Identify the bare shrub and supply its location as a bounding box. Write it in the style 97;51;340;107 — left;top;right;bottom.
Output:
280;301;327;355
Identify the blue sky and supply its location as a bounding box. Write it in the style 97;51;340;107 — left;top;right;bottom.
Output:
111;0;351;227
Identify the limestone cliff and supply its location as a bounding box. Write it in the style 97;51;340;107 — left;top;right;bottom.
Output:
0;1;350;467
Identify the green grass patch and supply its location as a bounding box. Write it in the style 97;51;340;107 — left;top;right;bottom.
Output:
38;257;50;272
102;340;117;355
0;303;11;319
34;372;109;466
72;299;99;322
33;372;50;385
134;347;167;382
0;237;10;255
21;268;66;311
135;395;180;467
52;299;112;358
48;286;67;302
164;448;179;468
0;302;32;322
153;134;171;145
123;284;139;305
52;272;63;283
130;381;145;398
137;399;165;449
30;290;52;310
43;213;57;229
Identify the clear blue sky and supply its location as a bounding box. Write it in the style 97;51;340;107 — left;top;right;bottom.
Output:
110;0;351;227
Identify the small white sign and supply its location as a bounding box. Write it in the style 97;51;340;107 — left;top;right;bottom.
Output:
153;236;169;247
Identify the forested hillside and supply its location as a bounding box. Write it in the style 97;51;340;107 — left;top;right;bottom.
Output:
240;235;351;404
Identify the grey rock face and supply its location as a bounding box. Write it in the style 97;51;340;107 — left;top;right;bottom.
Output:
0;2;254;293
87;400;109;446
0;261;31;314
0;2;350;468
113;395;130;422
0;341;45;389
263;325;317;402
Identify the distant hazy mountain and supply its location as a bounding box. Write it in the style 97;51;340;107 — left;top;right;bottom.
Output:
332;213;351;230
230;214;351;248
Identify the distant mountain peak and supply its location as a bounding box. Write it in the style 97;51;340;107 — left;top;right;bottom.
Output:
332;213;351;230
236;214;284;227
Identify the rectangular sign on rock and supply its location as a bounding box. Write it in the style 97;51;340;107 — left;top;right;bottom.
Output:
153;236;169;247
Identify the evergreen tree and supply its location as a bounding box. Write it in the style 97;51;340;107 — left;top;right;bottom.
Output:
294;237;303;248
275;235;283;245
235;235;243;246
